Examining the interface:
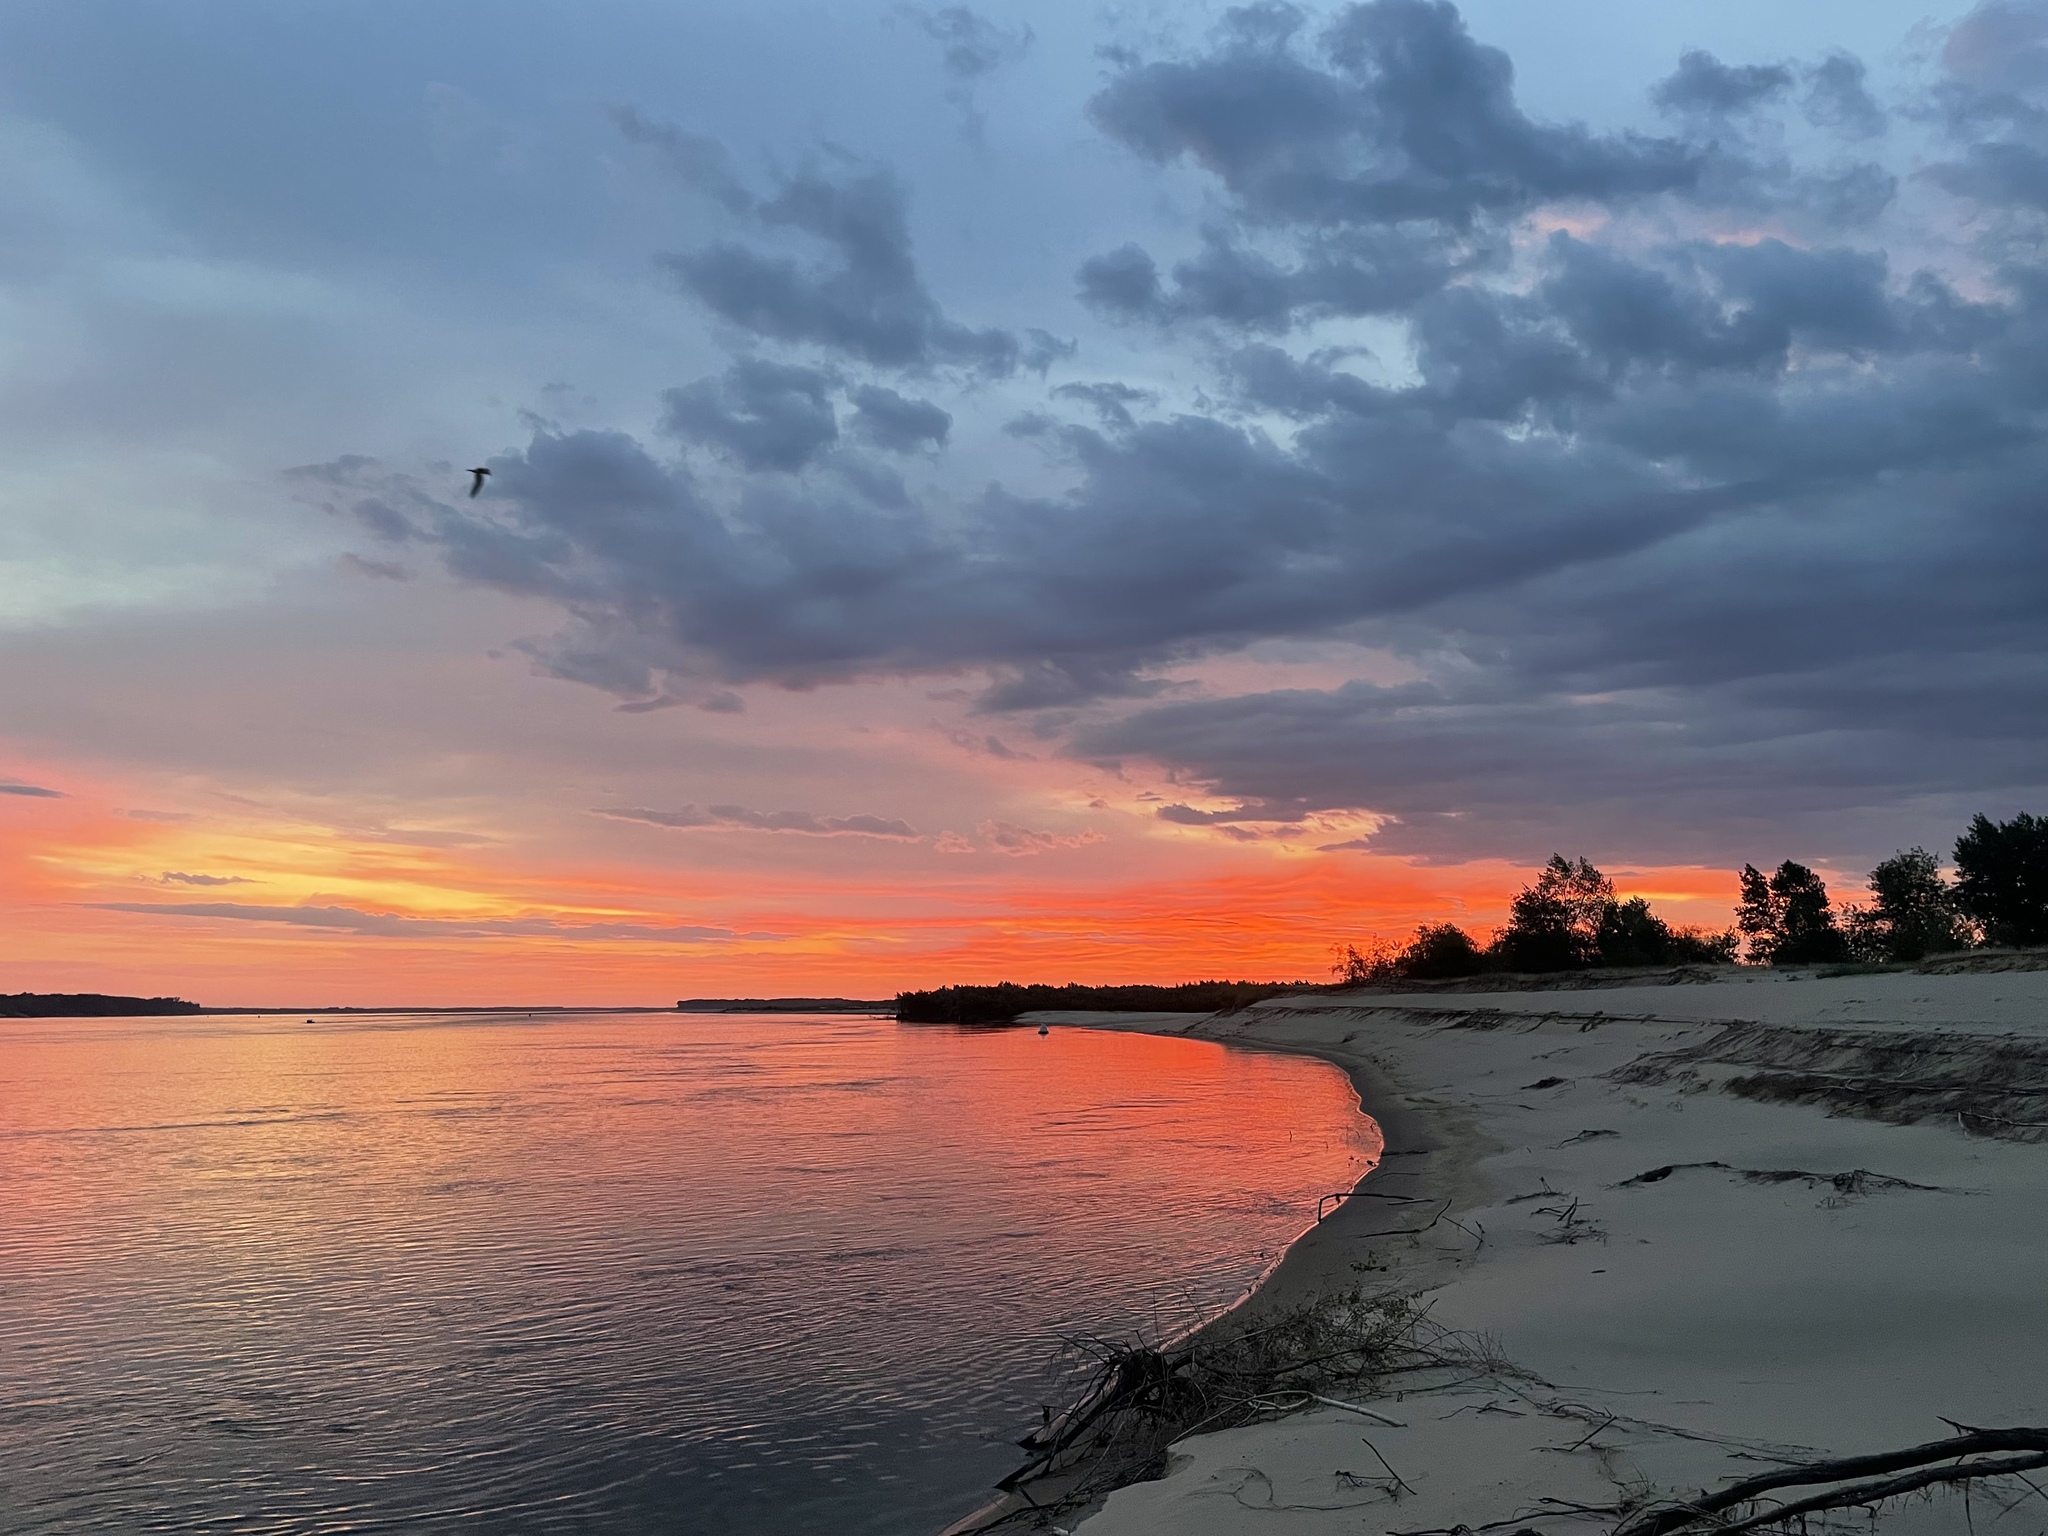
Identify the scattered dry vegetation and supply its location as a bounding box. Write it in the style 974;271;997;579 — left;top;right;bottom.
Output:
978;1286;2048;1536
981;1287;1506;1529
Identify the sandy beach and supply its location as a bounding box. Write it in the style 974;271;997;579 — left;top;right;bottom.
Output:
966;963;2048;1536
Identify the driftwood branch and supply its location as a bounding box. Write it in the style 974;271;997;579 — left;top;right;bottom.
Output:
1692;1452;2048;1535
1617;1427;2048;1536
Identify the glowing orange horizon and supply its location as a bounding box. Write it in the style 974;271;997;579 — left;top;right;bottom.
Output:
1;775;1752;1007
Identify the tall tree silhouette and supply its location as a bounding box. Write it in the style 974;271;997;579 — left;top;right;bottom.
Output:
1846;848;1966;962
1494;855;1612;971
1737;860;1848;965
1953;813;2048;948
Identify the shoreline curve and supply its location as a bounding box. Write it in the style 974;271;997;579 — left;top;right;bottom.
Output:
946;969;2048;1536
939;1007;1470;1535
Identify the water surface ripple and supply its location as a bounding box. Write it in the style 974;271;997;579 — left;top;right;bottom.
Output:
0;1011;1379;1533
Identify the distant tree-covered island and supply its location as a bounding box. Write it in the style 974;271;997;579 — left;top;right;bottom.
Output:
895;980;1313;1025
0;993;203;1018
678;997;893;1013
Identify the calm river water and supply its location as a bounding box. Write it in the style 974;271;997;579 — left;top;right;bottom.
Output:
0;1010;1379;1534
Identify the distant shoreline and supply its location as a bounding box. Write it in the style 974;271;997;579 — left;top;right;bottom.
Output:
4;1000;680;1019
676;997;894;1014
3;1002;911;1019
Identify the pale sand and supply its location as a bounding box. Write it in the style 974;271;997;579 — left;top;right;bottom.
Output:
997;968;2048;1536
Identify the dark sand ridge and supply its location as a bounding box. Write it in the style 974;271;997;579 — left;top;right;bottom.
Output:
947;961;2048;1536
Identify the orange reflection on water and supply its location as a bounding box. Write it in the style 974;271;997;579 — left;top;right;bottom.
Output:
1;1010;1379;1533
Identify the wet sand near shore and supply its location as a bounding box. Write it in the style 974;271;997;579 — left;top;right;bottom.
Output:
958;965;2048;1536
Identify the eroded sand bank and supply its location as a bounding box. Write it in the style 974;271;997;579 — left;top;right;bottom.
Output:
989;967;2048;1536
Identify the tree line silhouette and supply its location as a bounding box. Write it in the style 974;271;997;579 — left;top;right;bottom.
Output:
0;992;202;1017
1340;811;2048;982
895;813;2048;1019
894;979;1313;1025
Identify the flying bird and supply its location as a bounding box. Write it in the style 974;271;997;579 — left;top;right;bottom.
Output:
468;467;491;498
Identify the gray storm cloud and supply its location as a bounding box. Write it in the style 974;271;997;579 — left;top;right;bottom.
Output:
333;0;2048;863
662;157;1020;373
661;361;841;473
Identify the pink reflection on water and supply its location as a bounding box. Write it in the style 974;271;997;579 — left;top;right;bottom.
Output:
0;1011;1378;1534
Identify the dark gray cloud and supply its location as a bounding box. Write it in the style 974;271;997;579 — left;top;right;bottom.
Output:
1019;329;1078;373
1652;50;1793;117
1073;7;1903;333
88;902;751;942
159;871;254;886
662;360;840;471
1076;244;1162;318
399;198;2045;702
1075;228;1463;332
376;1;2048;868
649;145;1019;373
1929;141;2048;210
1077;610;2048;867
0;781;64;797
1803;54;1887;139
849;384;951;450
1089;1;1698;229
1534;235;1909;379
596;804;920;838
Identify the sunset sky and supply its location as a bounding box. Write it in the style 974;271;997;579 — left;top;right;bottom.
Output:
4;0;2045;1005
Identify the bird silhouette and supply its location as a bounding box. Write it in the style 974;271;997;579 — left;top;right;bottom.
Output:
468;467;491;498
